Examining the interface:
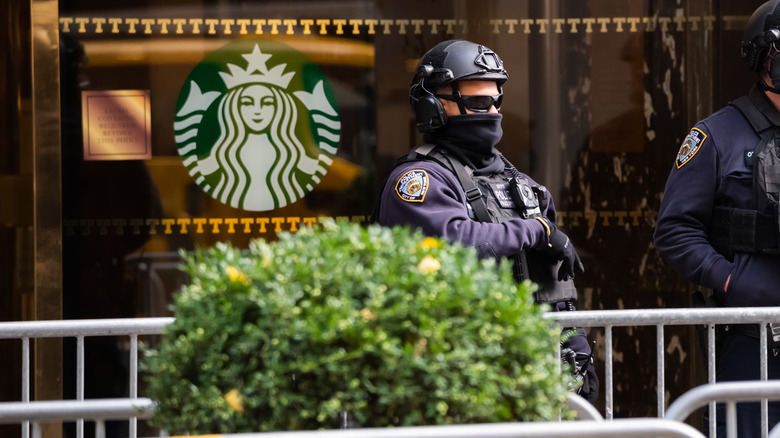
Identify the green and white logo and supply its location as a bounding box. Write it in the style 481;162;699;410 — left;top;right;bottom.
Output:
174;40;340;211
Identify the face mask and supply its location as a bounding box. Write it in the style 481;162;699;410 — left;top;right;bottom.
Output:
424;113;504;173
771;56;780;89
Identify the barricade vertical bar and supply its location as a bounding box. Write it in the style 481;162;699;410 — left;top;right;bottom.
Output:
77;335;84;438
130;334;138;438
22;337;30;438
727;401;737;438
760;323;768;438
657;324;665;417
32;422;41;438
606;325;613;420
709;323;717;438
96;419;106;438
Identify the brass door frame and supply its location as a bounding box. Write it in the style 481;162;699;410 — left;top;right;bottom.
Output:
31;1;63;436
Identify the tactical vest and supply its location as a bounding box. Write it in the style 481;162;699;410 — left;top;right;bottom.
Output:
711;90;780;256
400;144;578;304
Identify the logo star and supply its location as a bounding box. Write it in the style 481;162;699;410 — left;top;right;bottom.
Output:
242;45;272;75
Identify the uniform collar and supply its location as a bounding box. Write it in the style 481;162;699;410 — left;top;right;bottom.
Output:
751;84;780;127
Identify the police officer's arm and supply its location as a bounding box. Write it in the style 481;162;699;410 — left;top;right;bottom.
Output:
378;162;548;258
654;124;733;292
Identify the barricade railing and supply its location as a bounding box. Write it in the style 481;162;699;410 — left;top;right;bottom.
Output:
566;393;603;421
0;318;173;438
0;393;599;438
664;381;780;438
546;307;780;437
154;420;706;438
0;398;154;438
0;399;698;438
4;307;780;437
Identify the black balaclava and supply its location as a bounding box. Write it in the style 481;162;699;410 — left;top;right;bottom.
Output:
771;54;780;89
424;113;504;175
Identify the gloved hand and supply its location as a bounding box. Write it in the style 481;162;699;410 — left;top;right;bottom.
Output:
534;217;585;281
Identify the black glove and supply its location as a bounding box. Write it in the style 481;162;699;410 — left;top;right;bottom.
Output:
561;346;597;400
534;217;584;281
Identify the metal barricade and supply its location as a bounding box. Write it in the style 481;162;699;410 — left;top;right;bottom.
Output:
566;393;603;421
0;318;173;438
547;307;780;437
0;393;599;437
4;307;780;437
0;398;154;438
149;419;705;438
665;381;780;438
0;399;700;438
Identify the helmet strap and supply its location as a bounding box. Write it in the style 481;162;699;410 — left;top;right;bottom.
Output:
756;78;780;94
449;82;469;115
759;78;780;95
769;50;780;90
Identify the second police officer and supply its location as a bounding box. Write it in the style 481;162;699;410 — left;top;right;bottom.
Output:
655;1;780;436
374;39;599;404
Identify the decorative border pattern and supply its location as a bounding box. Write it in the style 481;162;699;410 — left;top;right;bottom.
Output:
59;15;738;36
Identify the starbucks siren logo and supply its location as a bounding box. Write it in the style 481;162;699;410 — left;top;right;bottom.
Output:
174;41;340;211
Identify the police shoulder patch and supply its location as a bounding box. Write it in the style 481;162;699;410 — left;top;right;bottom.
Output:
395;169;429;202
676;128;707;168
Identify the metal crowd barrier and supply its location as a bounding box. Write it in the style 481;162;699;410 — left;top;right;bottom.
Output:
0;401;701;438
0;398;154;438
0;394;599;438
664;381;780;438
0;318;173;438
148;419;707;438
3;307;780;437
547;307;780;437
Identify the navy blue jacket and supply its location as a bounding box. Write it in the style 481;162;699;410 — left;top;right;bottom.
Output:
377;154;593;351
654;89;780;306
377;159;551;259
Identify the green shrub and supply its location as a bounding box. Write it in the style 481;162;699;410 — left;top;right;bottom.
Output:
142;220;574;434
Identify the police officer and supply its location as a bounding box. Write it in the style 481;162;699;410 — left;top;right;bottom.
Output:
654;1;780;435
374;39;598;403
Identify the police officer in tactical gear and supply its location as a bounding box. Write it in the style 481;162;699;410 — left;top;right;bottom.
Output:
374;39;598;403
655;1;780;436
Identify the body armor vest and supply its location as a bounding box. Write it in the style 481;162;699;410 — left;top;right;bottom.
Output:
406;144;578;304
711;89;780;256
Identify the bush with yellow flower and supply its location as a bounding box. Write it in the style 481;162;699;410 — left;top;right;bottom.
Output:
142;220;573;435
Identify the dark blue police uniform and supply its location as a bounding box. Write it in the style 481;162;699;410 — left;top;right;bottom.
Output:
387;38;597;405
654;85;780;437
655;88;780;306
378;159;550;260
377;148;597;400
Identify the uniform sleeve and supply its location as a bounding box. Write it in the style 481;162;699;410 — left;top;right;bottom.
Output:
653;123;733;292
378;161;548;259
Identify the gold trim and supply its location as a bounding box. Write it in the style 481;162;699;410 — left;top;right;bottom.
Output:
59;15;726;36
79;35;374;67
31;0;63;435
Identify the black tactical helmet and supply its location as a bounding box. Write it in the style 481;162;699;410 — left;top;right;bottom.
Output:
409;40;508;132
411;39;507;91
742;0;780;72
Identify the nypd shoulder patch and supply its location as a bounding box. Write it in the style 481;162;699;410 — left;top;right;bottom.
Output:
676;128;707;168
395;169;429;202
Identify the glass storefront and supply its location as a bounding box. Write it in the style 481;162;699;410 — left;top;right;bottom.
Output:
0;0;768;434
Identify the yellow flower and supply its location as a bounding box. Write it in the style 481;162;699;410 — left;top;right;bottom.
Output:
224;388;244;412
417;255;441;273
419;237;441;249
361;308;376;322
225;266;250;285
